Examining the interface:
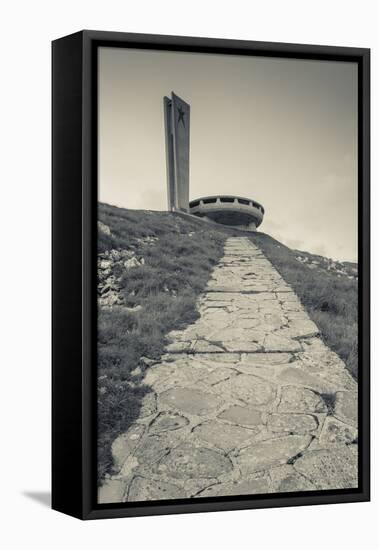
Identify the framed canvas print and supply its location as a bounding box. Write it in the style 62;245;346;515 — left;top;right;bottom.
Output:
52;31;370;520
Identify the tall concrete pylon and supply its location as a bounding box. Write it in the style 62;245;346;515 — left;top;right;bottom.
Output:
163;92;190;212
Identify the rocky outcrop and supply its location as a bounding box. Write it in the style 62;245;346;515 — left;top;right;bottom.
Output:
295;249;358;280
98;249;145;308
98;220;111;236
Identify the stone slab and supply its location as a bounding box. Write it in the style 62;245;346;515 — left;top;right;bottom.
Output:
294;446;358;489
98;479;127;504
263;334;302;352
127;476;185;501
199;477;269;497
278;386;327;413
193;420;258;452
237;435;312;474
212;374;276;407
156;444;233;479
334;391;358;427
267;413;318;435
159;387;224;416
150;412;189;434
318;416;357;447
218;405;263;427
111;424;145;470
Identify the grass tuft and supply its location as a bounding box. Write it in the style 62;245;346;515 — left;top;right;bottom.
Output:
319;392;337;415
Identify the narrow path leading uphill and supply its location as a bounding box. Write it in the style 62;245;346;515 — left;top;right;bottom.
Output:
99;237;358;503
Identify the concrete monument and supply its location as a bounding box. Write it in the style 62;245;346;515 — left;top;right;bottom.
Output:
163;92;265;230
189;196;265;231
163;92;190;212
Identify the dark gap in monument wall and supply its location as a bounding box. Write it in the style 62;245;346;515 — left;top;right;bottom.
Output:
220;197;235;203
203;198;217;204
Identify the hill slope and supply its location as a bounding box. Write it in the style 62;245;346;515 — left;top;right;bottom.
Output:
249;232;358;379
97;203;358;481
97;204;226;480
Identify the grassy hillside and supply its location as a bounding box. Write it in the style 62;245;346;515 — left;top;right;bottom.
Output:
97;204;358;482
249;232;358;379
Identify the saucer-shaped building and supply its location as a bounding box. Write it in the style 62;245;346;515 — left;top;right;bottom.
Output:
163;93;265;231
189;195;264;231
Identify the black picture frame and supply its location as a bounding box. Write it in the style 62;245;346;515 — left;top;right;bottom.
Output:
52;30;370;520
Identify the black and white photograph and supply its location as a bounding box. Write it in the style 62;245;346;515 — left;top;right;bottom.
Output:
2;0;377;543
96;46;360;504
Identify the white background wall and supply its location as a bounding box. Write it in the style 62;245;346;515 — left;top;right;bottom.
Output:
1;1;376;548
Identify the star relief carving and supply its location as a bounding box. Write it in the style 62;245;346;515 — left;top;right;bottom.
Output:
177;105;186;127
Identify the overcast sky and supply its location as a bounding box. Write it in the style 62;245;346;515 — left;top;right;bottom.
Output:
99;47;358;262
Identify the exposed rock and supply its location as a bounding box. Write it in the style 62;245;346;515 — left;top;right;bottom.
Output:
276;365;336;393
111;424;145;470
191;340;225;353
150;412;189;434
156;444;233;479
319;416;358;446
241;352;292;365
125;305;142;313
293;446;358;489
143;363;178;388
124;256;141;269
98;479;126;504
200;367;236;386
165;341;191;353
218;405;263;427
277;472;316;492
193;420;258;452
237;435;312;474
159;387;224;416
135;235;158;246
267;413;318;434
127;476;185;501
334;391;358;427
98;220;111;236
281;301;305;312
139;356;156;367
200;477;269;497
134;435;170;465
209;327;265;344
223;341;261;352
99;259;112;270
263;334;302;352
98;292;120;308
130;366;143;377
195;353;241;363
268;464;317;493
295;249;358;280
278;386;327;413
278;319;319;339
212;374;276;408
296;348;356;392
139;391;157;418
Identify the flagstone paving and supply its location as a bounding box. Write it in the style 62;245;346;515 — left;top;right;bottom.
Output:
98;237;358;503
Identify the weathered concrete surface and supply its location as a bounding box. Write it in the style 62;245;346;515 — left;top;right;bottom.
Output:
98;237;358;503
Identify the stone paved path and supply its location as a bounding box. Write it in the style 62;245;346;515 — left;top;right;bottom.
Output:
99;237;358;503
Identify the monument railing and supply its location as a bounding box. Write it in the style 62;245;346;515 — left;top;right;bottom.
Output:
189;196;264;216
